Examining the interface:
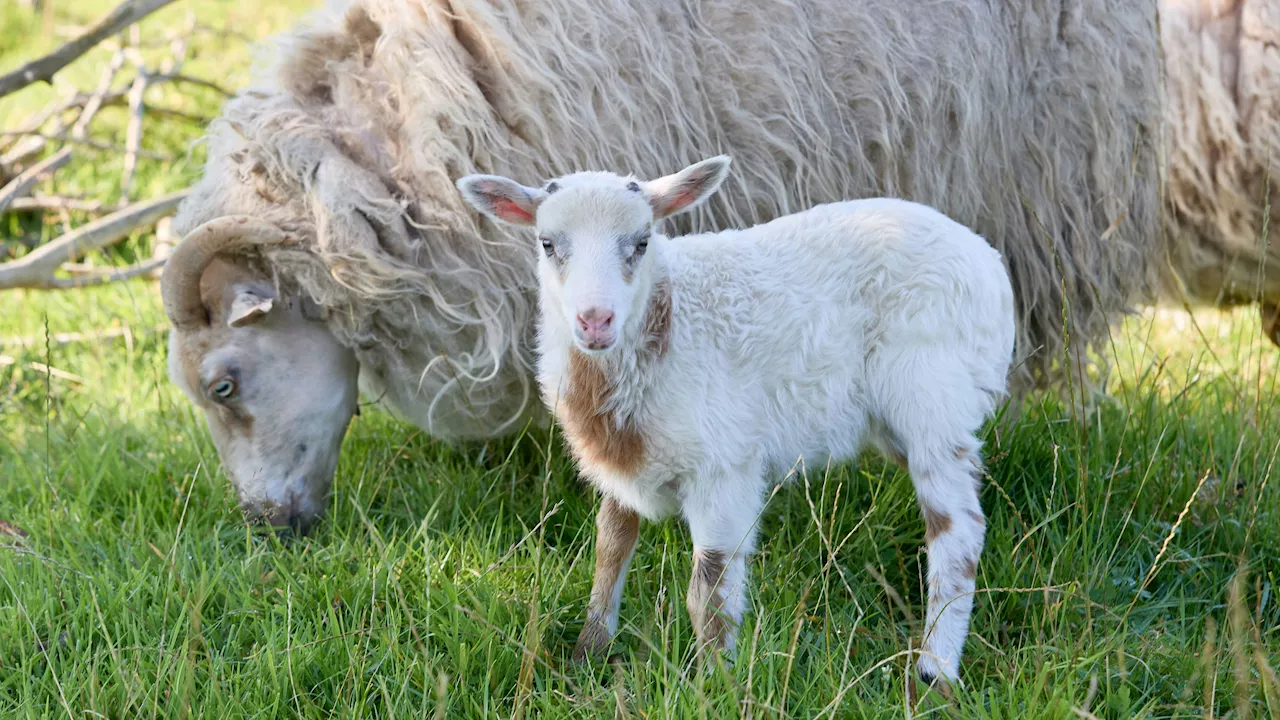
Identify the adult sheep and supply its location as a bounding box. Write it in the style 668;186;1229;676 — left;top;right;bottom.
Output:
162;0;1273;531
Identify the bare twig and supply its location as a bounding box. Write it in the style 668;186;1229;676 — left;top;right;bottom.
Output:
147;215;173;279
1;135;50;174
0;189;188;290
0;148;72;215
0;324;168;349
36;258;167;290
0;0;179;99
119;27;149;205
70;50;127;142
0;356;85;384
6;196;105;214
0;132;167;161
159;73;233;98
0;88;74;156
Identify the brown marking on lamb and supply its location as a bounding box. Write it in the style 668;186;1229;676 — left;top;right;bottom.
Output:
967;509;986;528
558;286;673;476
923;507;952;543
573;496;640;662
962;557;978;580
562;351;647;476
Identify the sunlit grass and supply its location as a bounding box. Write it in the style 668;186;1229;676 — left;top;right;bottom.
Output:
2;2;1278;718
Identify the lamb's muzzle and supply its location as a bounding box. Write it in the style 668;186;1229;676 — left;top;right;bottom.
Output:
457;155;1016;687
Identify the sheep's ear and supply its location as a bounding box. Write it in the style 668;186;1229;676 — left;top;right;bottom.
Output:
226;287;275;328
643;155;731;220
456;174;546;227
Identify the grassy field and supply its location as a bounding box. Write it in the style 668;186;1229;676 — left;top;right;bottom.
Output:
2;2;1279;718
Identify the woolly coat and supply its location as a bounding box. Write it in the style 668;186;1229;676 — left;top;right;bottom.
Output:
172;0;1271;440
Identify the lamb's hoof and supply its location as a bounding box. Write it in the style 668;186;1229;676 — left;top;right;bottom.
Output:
1262;302;1280;348
910;668;955;705
571;619;613;664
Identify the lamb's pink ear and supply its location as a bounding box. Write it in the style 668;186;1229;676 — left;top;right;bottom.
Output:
643;155;732;220
456;174;546;226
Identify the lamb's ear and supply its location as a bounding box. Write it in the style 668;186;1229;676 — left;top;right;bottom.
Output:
456;174;546;226
643;155;732;220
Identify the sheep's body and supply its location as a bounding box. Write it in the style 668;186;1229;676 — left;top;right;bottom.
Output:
165;0;1280;528
458;161;1015;684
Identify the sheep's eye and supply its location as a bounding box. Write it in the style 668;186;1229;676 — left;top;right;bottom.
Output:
211;378;236;400
539;236;555;257
633;235;649;256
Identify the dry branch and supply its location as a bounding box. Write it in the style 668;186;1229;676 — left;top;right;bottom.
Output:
0;323;167;349
119;29;149;205
0;0;179;99
0;189;188;290
6;196;105;214
0;131;168;161
71;50;127;141
35;257;167;290
0;135;50;173
0;148;71;215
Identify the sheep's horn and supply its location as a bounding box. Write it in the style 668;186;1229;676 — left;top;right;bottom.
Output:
161;215;291;331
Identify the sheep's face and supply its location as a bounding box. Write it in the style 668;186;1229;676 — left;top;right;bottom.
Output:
457;156;731;354
167;258;359;534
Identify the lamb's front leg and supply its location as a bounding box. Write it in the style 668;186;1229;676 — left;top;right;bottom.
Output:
682;471;765;657
572;495;640;662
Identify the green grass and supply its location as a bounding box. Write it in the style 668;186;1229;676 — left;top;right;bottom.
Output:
2;2;1279;717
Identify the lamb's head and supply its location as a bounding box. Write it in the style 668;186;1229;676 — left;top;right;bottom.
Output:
161;216;359;534
457;156;731;354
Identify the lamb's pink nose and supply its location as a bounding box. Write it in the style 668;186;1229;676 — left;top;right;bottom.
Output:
576;307;615;345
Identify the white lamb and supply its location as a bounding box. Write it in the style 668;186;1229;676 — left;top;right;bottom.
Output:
456;156;1015;687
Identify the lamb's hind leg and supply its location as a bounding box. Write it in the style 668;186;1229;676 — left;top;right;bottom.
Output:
873;350;993;688
907;442;985;687
572;495;640;662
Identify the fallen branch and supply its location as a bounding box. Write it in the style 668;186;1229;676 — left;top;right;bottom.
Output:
159;73;233;98
119;29;150;205
6;196;105;214
35;257;168;290
0;0;179;99
0;356;86;384
0;132;168;162
0;148;72;215
0;189;188;290
71;50;127;142
0;135;50;174
0;323;168;349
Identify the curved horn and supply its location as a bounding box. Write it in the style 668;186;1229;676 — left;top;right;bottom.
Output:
161;215;292;331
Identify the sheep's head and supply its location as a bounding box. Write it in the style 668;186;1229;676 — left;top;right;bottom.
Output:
457;156;731;354
161;216;359;534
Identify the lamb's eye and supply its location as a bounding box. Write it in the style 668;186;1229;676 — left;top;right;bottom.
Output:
211;378;236;400
633;235;649;256
539;236;555;257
